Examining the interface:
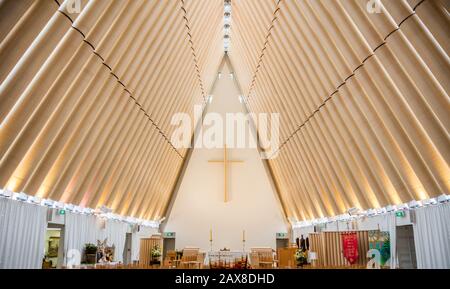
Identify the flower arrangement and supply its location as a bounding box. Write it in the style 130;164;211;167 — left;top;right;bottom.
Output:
151;245;162;259
295;249;308;266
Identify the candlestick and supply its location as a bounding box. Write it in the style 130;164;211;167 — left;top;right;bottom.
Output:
242;230;246;253
210;229;213;252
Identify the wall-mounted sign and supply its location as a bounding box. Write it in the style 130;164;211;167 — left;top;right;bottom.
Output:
164;232;176;238
395;211;406;218
276;233;288;239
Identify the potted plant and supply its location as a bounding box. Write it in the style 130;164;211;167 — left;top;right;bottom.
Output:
150;245;162;266
85;243;98;264
295;249;308;268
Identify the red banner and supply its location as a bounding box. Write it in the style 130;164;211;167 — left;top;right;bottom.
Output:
342;232;359;265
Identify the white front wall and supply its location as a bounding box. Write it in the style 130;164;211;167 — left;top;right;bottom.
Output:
164;58;288;251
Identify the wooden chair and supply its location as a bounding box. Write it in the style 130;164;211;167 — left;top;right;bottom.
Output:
164;250;177;268
258;251;274;269
250;248;275;269
249;253;260;269
197;252;206;269
234;255;248;269
180;248;201;269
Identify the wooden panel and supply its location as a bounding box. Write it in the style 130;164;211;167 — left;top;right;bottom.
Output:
139;236;163;266
277;247;297;268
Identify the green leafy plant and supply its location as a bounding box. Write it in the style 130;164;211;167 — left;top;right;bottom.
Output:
85;243;98;255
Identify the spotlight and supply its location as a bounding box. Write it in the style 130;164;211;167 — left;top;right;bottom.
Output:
13;192;28;202
347;207;361;216
29;196;42;204
437;194;450;203
42;199;55;207
385;205;395;212
408;200;421;208
0;189;13;198
98;205;113;214
64;204;75;211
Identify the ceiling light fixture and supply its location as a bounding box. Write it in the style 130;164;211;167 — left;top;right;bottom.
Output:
0;189;13;198
223;0;232;52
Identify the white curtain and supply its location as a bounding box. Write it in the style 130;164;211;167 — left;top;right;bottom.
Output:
64;212;98;266
96;219;129;263
0;198;47;269
414;203;450;269
64;213;132;265
385;213;398;269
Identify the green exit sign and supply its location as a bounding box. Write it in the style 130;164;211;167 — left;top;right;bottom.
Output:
164;232;176;238
276;233;288;239
57;209;66;216
396;211;406;218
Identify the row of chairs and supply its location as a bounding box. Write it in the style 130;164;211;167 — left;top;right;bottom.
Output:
164;249;205;269
209;256;248;269
249;251;278;269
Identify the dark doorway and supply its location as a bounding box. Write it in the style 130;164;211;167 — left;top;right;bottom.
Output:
276;238;289;250
123;233;133;265
163;237;176;260
396;225;417;269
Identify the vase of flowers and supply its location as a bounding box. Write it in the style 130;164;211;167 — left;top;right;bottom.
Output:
150;245;162;265
295;249;308;268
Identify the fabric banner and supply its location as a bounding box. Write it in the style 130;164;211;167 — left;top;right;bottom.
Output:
341;232;359;265
368;230;391;267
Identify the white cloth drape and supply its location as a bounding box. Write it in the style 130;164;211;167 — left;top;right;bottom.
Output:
0;198;47;269
385;213;398;269
414;203;450;269
64;212;98;266
64;213;132;265
97;219;129;263
0;199;158;268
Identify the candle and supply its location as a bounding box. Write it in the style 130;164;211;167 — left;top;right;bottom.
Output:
210;229;213;242
243;230;246;242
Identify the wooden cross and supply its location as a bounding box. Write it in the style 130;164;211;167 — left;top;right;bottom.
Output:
208;145;244;202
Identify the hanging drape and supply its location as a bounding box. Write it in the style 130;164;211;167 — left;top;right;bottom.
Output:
64;212;135;265
97;219;130;263
63;211;98;266
0;198;47;269
413;203;450;269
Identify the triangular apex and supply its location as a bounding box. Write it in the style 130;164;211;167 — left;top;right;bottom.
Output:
163;55;288;252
